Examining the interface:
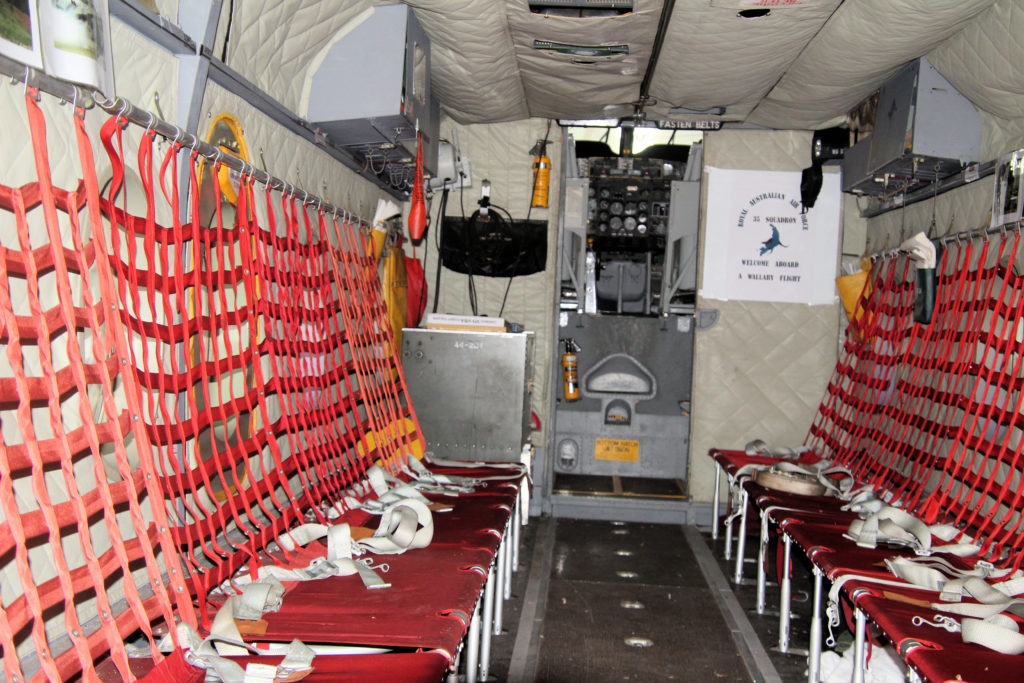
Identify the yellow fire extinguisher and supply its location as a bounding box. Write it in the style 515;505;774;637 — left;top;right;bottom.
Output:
531;120;552;209
562;338;581;401
531;154;550;208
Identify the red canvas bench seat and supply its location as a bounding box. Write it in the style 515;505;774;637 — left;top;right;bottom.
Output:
711;235;1024;681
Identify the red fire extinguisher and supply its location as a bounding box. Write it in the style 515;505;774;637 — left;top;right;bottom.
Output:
562;338;581;401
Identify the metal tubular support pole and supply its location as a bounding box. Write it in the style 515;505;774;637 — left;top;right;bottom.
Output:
493;541;506;636
712;464;722;540
908;666;923;683
733;488;749;584
808;568;823;683
511;496;521;571
852;608;867;683
480;567;496;682
778;534;793;653
503;525;513;600
756;509;769;614
446;653;460;683
465;601;482;683
724;482;734;561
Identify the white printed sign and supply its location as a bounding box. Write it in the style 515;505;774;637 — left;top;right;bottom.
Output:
701;167;840;305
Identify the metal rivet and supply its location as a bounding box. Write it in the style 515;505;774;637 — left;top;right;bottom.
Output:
176;585;184;592
120;359;127;365
132;415;139;421
617;570;639;579
102;611;109;619
621;600;645;609
72;630;80;637
624;636;653;648
615;549;634;557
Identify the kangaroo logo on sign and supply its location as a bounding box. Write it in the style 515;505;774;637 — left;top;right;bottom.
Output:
759;224;787;256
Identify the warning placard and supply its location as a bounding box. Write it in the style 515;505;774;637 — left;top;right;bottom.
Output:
595;438;640;462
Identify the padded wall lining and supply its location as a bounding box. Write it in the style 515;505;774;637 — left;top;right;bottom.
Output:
689;129;839;503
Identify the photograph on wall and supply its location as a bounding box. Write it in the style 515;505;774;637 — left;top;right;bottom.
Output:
701;167;841;305
992;150;1024;228
0;0;43;69
39;0;113;94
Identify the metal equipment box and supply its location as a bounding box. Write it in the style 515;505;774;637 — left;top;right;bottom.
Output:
401;328;535;462
304;4;438;177
841;56;981;195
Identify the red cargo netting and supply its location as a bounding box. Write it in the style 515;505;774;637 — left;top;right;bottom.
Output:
0;94;190;682
98;112;427;626
0;88;433;681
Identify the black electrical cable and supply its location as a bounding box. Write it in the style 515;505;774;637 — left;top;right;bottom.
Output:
431;187;449;313
498;119;552;318
414;196;432;325
221;0;235;63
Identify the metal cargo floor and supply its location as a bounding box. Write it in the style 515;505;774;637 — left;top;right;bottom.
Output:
489;518;790;682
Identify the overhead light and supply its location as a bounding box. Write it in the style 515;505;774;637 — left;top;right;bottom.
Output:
558;118;622;127
533;40;629;57
529;0;632;17
668;106;726;116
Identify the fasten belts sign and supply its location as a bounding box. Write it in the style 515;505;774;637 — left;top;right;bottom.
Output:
701;167;840;305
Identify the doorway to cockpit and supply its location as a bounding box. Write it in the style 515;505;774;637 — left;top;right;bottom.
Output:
547;120;705;520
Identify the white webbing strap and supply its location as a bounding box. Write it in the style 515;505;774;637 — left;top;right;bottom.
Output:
885;556;1018;597
845;505;979;556
241;639;316;682
162;622;315;682
406;454;477;491
424;451;527;481
883;555;1024;654
357;497;434;554
962;615;1024;655
231;577;286;621
743;439;814;458
272;523;390;589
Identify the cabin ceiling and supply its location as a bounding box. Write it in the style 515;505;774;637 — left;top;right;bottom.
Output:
221;0;1022;131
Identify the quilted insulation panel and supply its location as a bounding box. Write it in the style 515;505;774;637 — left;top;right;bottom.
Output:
416;115;558;443
648;0;841;122
689;129;839;503
749;0;995;129
928;0;1024;121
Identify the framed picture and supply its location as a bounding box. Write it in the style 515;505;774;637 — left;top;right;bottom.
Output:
992;150;1024;228
0;0;43;69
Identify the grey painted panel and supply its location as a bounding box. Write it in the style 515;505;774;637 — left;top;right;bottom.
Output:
402;328;533;461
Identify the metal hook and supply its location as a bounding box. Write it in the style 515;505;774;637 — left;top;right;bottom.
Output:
144;111;156;137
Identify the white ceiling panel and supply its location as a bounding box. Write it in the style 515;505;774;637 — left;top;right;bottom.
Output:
505;0;661;118
748;0;995;129
648;0;841;122
928;0;1024;120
